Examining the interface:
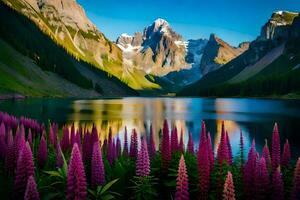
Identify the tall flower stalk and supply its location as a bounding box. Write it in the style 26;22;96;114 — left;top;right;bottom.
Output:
136;138;150;177
223;171;236;200
175;155;189;200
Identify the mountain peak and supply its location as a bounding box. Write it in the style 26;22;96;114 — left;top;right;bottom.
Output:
153;18;169;27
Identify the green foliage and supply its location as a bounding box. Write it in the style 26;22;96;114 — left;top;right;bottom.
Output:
130;176;158;200
88;179;120;200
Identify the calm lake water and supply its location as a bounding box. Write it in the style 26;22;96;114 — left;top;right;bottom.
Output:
1;97;300;159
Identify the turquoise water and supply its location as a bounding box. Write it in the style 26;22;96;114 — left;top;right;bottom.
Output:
1;97;300;158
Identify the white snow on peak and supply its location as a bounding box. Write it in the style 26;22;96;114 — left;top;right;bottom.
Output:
121;33;133;38
275;11;283;15
154;18;169;27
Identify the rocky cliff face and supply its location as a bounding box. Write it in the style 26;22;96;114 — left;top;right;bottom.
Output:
200;34;249;75
116;18;191;76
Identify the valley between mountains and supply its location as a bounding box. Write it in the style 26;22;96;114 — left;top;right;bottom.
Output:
0;0;299;98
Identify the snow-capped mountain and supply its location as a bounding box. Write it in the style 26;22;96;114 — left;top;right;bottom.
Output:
116;18;191;76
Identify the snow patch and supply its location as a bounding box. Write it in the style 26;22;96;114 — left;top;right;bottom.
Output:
121;33;133;38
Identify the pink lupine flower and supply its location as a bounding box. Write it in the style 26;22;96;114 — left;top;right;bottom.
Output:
130;129;138;158
82;130;91;162
217;121;229;165
223;171;236;200
27;129;32;147
107;138;114;165
91;125;99;144
179;129;184;153
175;155;189;200
239;130;244;166
24;176;40;200
291;158;300;200
281;139;291;168
67;143;87;200
136;138;150;177
0;122;6;159
187;132;194;154
60;126;70;152
56;143;63;168
262;139;272;171
148;124;156;157
207;132;214;172
91;142;105;187
226;131;233;165
271;167;284;200
198;139;210;199
199;121;207;148
171;126;179;153
272;123;281;171
48;123;55;146
75;130;82;150
162;120;171;171
123;126;129;156
243;140;256;199
37;135;47;168
14;142;35;199
5;130;15;173
255;157;269;200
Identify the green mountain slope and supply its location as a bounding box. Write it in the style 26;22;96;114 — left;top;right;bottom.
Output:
0;2;138;97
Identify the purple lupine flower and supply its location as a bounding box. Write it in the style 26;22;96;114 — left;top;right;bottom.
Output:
178;129;184;153
272;123;281;171
223;171;236;200
123;126;129;156
27;129;32;147
207;132;214;172
56;143;64;168
171;126;179;153
291;157;300;200
70;124;76;147
116;136;121;158
24;176;40;200
107;138;114;165
262;139;272;171
162;120;171;172
14;142;35;199
0;122;6;159
217;121;229;165
48;123;55;146
175;155;189;200
198;139;210;199
255;157;269;200
136;138;150;177
91;142;105;187
226;131;233;165
5;130;15;173
60;126;70;152
67;143;87;200
240;130;244;166
187;132;194;154
281;139;291;169
82;131;91;162
148;124;156;157
199;121;207;148
91;124;99;144
37;135;47;168
271;167;284;200
243;140;256;199
14;126;26;161
75;130;82;150
112;139;117;161
129;129;138;158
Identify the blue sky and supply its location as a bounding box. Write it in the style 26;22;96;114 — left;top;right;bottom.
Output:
78;0;300;46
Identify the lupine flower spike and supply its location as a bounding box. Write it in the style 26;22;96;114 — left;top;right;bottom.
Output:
175;155;189;200
136;138;150;177
24;176;40;200
91;142;105;187
291;157;300;200
223;171;236;200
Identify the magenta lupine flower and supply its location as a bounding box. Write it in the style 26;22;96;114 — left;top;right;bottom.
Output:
67;143;87;200
239;130;244;166
223;171;236;200
24;176;40;200
14;142;35;199
175;155;189;200
107;138;114;165
187;132;194;154
148;124;156;157
112;139;117;161
162;120;171;171
91;125;99;144
5;130;15;173
255;157;269;200
56;143;63;168
37;135;47;168
130;129;138;158
243;140;256;199
281;139;291;168
198;139;210;199
291;158;300;200
272;123;281;171
91;142;105;187
14;126;26;161
116;136;121;158
136;138;150;177
207;132;214;172
75;130;82;150
171;126;179;153
179;129;184;153
217;121;229;165
226;131;233;165
0;122;6;159
123;126;129;156
262;139;272;171
27;129;32;147
60;126;70;152
271;167;284;200
199;121;207;147
48;124;55;146
82;131;91;162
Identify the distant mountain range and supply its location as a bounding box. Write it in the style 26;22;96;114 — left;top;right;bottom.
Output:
0;0;299;98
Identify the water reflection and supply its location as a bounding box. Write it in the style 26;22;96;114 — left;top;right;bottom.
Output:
1;97;300;157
